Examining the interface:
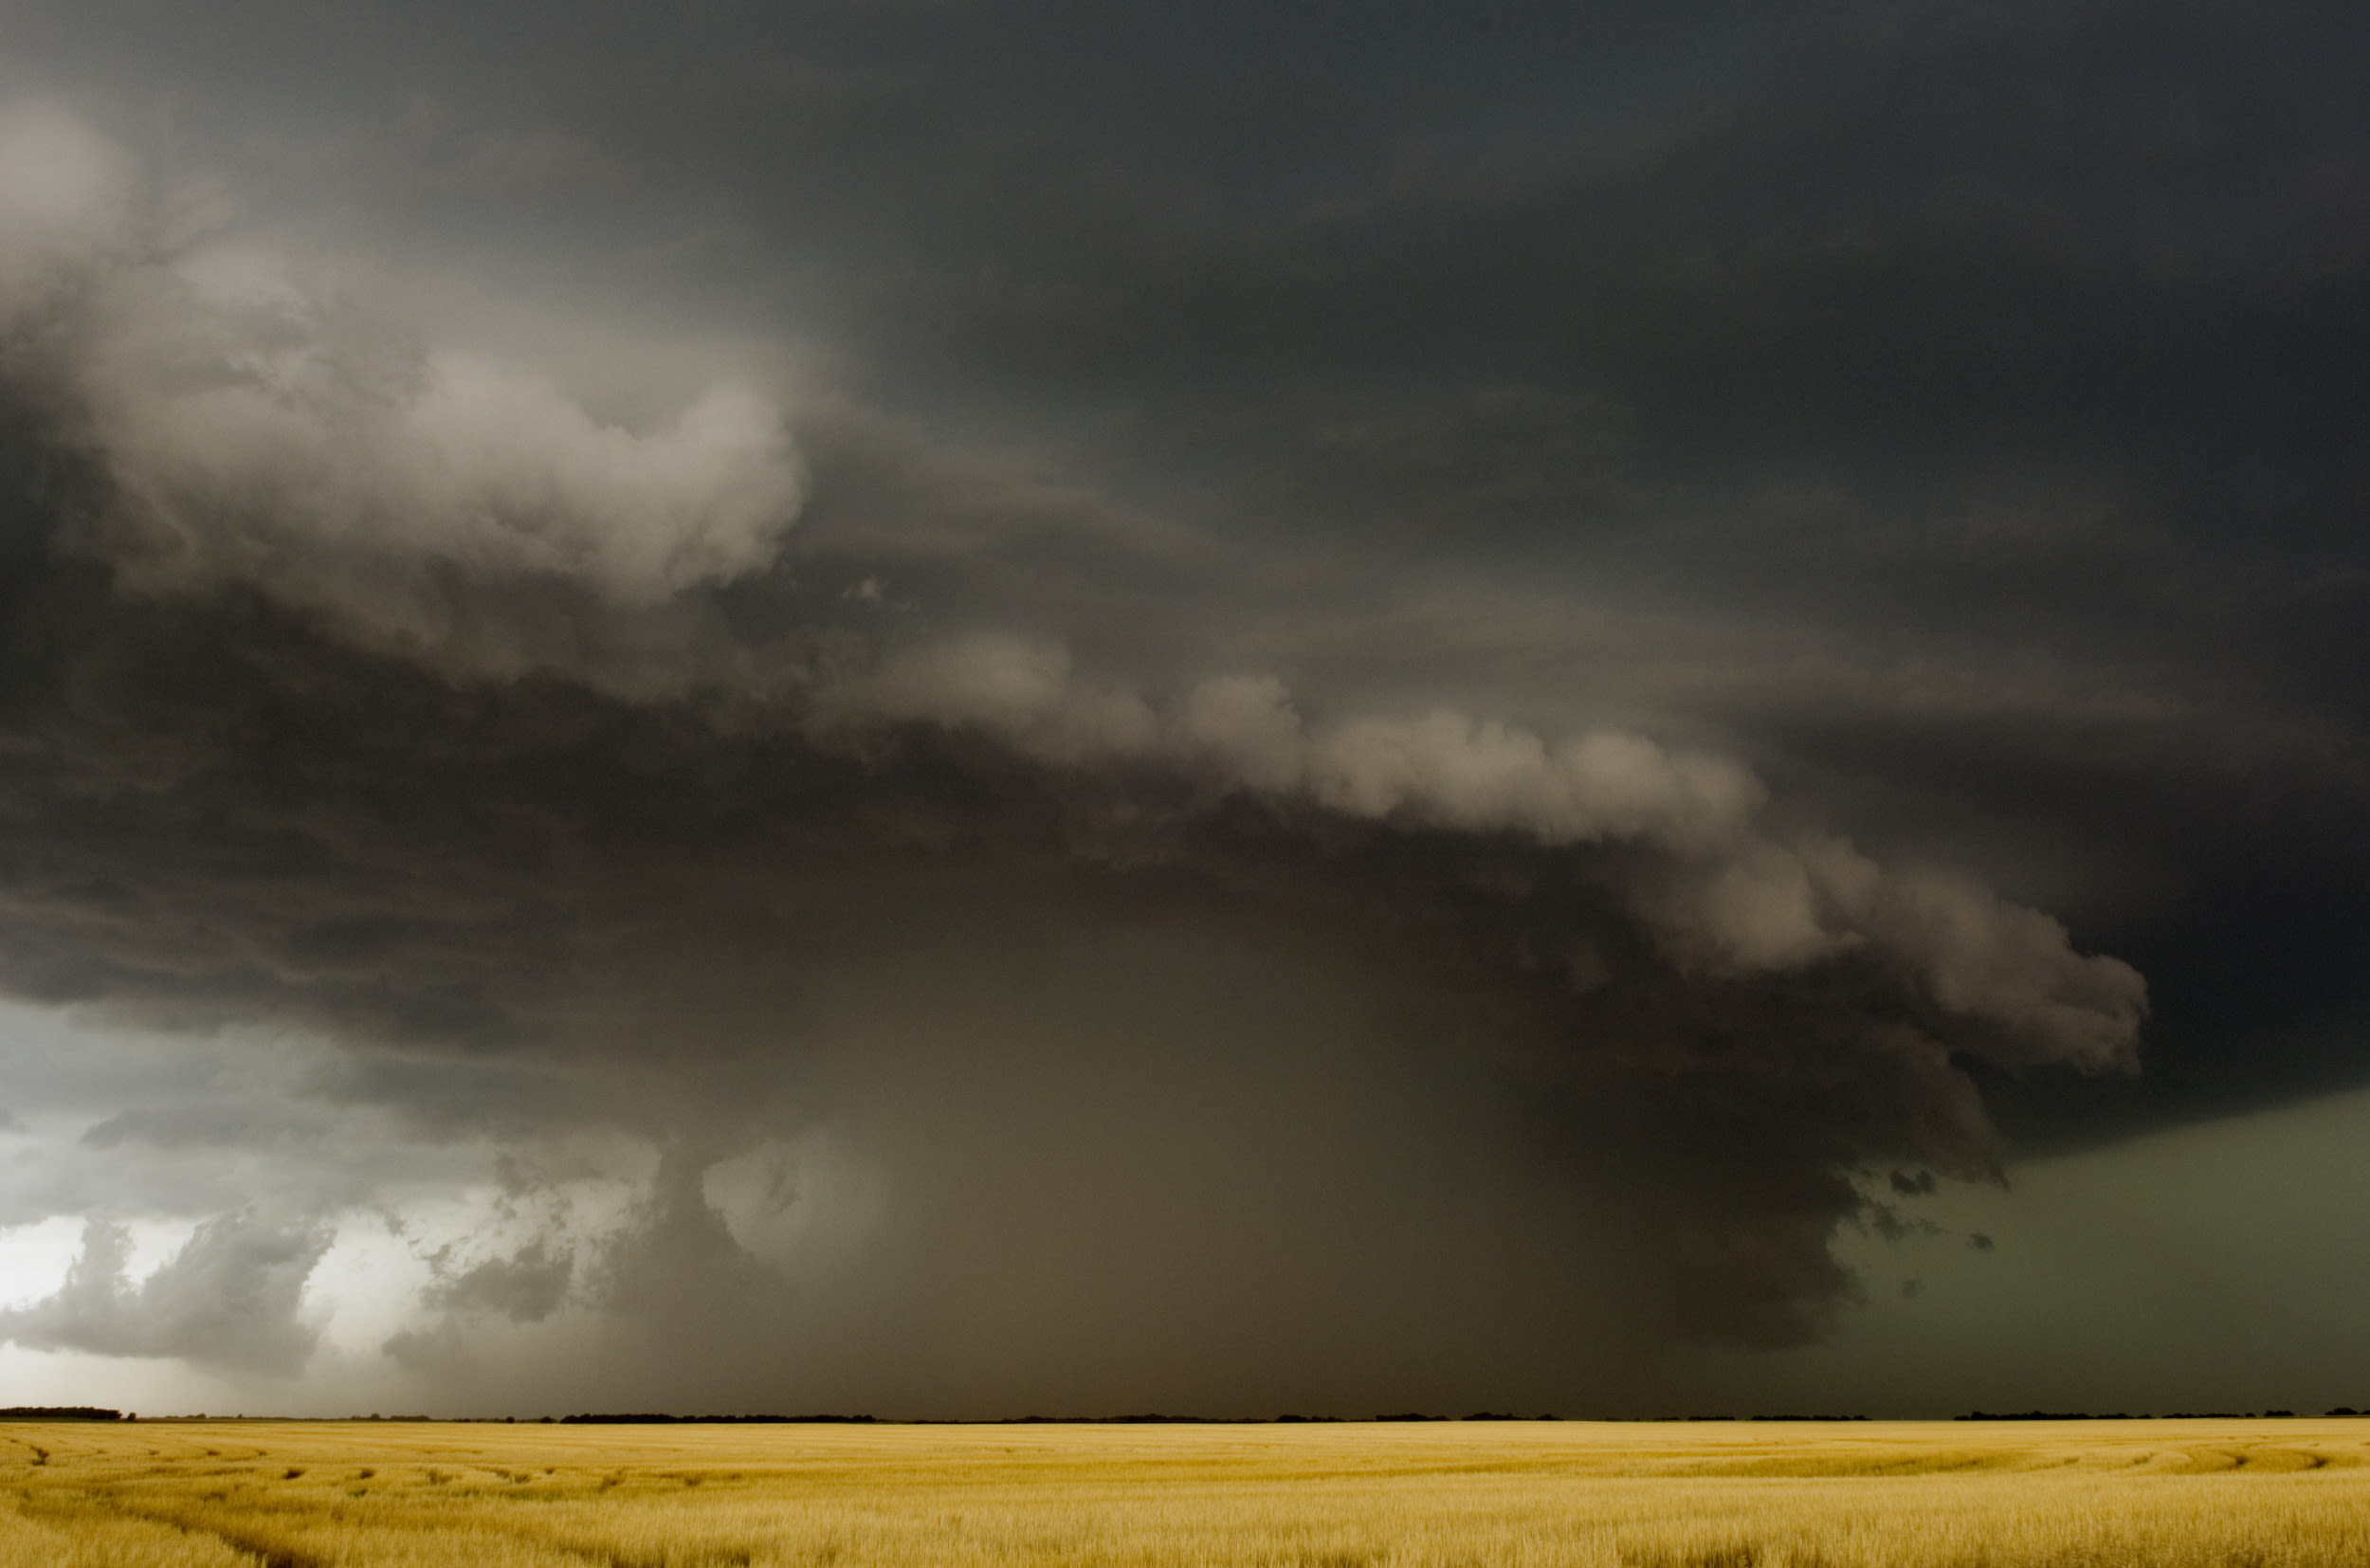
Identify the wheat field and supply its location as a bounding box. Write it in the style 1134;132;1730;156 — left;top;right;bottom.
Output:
3;1415;2366;1567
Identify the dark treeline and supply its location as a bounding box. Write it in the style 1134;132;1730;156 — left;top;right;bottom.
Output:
560;1414;882;1425
559;1413;1539;1425
24;1409;2355;1426
1957;1411;2366;1421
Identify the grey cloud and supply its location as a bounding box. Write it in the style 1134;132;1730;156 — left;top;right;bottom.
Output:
0;100;131;318
80;1101;332;1152
592;1146;779;1321
0;1210;333;1374
0;361;2141;1413
836;634;1767;854
0;106;804;701
1642;835;2145;1071
425;1238;574;1323
1864;1206;1943;1244
826;634;2141;1076
0;112;2144;1104
0;1007;634;1232
0;537;2137;1375
0;0;2358;1413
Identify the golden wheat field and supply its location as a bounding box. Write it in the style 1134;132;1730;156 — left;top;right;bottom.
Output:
3;1415;2367;1567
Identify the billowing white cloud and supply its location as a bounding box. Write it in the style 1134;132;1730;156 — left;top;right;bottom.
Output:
81;263;802;606
829;637;2142;1073
0;1211;333;1376
837;639;1760;849
1302;709;1763;852
0;105;804;656
1648;834;2147;1070
1173;673;1307;792
843;634;1161;764
1829;847;2147;1071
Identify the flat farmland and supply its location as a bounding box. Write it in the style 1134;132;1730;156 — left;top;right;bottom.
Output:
4;1416;2366;1567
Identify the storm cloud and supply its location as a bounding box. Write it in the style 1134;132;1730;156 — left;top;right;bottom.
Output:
0;1212;332;1375
0;0;2361;1415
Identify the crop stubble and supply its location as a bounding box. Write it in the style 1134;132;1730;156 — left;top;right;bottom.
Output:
3;1416;2366;1565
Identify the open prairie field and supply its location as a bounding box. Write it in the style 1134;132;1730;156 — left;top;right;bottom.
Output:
3;1416;2366;1567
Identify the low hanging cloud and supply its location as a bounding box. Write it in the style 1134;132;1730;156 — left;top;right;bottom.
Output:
421;1238;574;1324
0;1212;333;1376
833;634;2142;1074
0;101;2149;1408
0;103;803;685
84;303;800;606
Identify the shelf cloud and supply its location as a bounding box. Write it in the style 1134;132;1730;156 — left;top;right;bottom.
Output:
0;0;2360;1415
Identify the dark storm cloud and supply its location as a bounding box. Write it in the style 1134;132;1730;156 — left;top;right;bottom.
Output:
96;0;2351;1028
0;0;2360;1410
0;112;2142;1390
424;1238;573;1323
0;538;2132;1371
10;0;2364;714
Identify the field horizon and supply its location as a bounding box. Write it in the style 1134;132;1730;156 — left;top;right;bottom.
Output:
8;1413;2367;1565
13;1407;2370;1426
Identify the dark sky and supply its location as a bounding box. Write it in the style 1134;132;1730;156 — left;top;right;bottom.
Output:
0;0;2364;1417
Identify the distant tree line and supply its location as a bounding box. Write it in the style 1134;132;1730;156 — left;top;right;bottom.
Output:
1959;1410;2364;1420
22;1406;2351;1426
559;1413;882;1425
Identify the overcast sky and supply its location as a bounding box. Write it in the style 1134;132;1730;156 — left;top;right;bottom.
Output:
0;0;2364;1418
